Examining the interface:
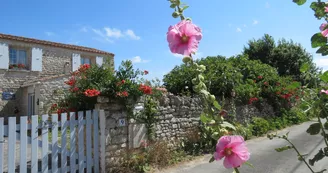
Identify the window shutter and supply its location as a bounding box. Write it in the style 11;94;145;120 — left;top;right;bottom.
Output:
96;56;103;66
0;43;9;69
72;53;81;71
31;47;43;71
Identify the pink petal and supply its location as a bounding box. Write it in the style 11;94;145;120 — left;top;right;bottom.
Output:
216;136;232;152
232;143;250;161
322;29;328;37
325;7;328;13
214;150;226;160
223;154;245;169
320;23;327;31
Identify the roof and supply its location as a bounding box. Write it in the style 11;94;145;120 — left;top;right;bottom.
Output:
0;33;114;56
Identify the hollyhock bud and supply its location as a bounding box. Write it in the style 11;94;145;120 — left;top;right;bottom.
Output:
320;23;328;37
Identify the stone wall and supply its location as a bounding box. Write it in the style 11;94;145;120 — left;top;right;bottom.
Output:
0;70;39;117
38;75;70;114
95;97;129;171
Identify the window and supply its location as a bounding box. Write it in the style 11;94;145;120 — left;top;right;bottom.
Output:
81;57;91;65
9;48;27;69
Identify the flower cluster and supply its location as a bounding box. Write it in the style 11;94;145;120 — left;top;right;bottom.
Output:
84;89;101;97
78;64;91;73
155;87;167;93
248;97;259;104
64;77;76;86
139;84;152;94
116;91;129;97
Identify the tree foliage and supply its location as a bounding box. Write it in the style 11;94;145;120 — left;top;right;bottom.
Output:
243;34;319;83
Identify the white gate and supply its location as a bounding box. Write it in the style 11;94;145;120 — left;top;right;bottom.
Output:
0;110;106;173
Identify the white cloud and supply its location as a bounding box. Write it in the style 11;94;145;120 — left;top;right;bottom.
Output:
92;29;113;43
92;27;141;42
104;28;124;38
265;2;270;8
45;32;55;36
236;28;242;32
314;56;328;68
80;27;88;32
253;20;259;25
125;29;141;40
131;56;150;63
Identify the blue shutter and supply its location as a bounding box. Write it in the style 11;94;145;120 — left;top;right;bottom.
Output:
72;53;81;71
0;43;9;69
96;56;103;67
31;47;43;71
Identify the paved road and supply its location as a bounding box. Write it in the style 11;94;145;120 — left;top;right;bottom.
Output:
161;120;328;173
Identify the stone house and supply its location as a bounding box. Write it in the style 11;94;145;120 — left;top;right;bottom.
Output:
0;33;114;119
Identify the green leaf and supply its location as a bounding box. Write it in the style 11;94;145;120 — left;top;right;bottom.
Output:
324;122;328;130
170;4;176;8
275;145;293;152
182;5;189;11
316;46;328;56
244;161;254;168
213;101;221;110
300;63;310;73
200;113;210;123
209;156;215;163
320;71;328;83
306;123;321;135
293;0;306;5
311;33;327;48
221;121;236;130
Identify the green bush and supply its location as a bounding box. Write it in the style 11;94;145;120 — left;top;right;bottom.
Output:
233;123;253;140
281;108;308;125
251;117;270;136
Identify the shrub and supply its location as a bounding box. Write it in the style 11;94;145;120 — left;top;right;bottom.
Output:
233;123;253;140
117;140;187;173
251;117;270;136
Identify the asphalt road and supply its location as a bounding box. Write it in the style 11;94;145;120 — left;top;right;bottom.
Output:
161;120;328;173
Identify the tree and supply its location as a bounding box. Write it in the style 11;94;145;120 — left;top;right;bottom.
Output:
243;34;319;83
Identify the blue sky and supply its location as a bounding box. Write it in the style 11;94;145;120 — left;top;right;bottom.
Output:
0;0;326;81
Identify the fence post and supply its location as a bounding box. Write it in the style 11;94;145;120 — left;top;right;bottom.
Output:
99;110;106;173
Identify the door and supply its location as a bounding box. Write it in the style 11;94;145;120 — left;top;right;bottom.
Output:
28;93;35;117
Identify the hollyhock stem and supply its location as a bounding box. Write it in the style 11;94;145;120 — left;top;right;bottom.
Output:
234;168;240;173
284;138;315;173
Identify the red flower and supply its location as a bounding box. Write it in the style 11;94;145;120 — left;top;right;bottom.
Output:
121;80;126;84
139;84;152;95
219;110;228;117
248;97;259;104
65;78;76;86
17;64;25;69
264;82;269;86
78;64;91;73
144;70;149;75
70;87;79;92
295;96;300;100
116;91;129;97
257;76;263;79
84;89;101;97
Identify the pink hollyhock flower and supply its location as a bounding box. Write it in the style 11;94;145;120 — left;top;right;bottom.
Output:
167;20;202;56
320;89;328;95
320;23;328;37
214;135;250;169
325;7;328;13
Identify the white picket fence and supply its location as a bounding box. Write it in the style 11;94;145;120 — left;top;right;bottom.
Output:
0;110;106;173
